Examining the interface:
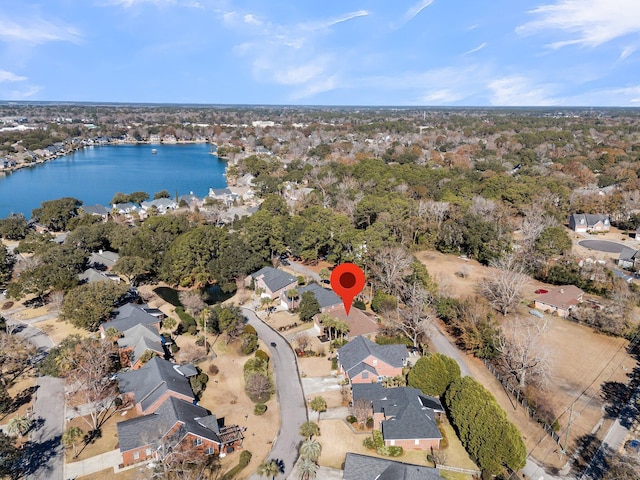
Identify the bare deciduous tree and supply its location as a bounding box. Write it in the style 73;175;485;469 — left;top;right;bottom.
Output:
386;282;433;348
370;247;414;296
295;334;310;354
179;291;206;316
352;398;371;427
49;290;65;312
418;200;450;233
478;255;529;316
496;317;551;390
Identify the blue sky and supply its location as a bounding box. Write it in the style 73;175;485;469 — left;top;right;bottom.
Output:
1;0;639;106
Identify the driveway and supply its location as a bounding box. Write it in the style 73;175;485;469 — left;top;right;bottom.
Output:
578;240;626;253
242;308;308;480
430;324;471;378
285;261;322;283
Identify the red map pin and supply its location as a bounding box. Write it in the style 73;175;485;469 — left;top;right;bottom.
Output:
330;263;366;315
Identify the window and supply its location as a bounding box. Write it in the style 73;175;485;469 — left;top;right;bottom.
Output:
414;439;420;445
206;446;215;455
362;372;369;379
145;448;152;456
193;438;202;446
133;452;140;460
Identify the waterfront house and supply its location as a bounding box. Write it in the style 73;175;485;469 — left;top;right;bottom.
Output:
246;267;298;304
140;198;178;215
208;187;238;206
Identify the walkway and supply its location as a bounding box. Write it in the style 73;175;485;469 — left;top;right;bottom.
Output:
65;449;122;479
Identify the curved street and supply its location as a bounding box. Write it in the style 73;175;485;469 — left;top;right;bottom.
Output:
242;307;308;480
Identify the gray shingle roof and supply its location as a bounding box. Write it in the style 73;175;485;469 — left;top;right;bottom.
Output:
102;303;160;333
352;384;443;443
117;396;221;453
81;204;110;216
117;357;194;411
343;453;444;480
89;250;120;268
251;267;297;293
298;283;341;309
338;336;408;375
619;246;638;262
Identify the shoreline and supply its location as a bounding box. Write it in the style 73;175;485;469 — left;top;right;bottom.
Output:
1;139;218;176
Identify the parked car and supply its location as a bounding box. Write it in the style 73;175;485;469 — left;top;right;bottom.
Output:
535;289;548;294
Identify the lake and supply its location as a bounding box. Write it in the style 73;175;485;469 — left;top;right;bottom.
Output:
0;143;227;219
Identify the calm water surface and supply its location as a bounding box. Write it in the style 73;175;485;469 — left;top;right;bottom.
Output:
0;144;227;218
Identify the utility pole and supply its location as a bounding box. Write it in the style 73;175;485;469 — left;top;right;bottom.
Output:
561;402;575;457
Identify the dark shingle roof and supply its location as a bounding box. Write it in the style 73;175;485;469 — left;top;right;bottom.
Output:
343;453;444;480
338;336;408;374
298;283;341;309
81;204;110;216
251;267;297;293
117;357;194;411
102;303;160;333
117;397;221;452
619;246;638;262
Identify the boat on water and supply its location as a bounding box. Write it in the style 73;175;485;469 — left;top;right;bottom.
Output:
151;148;157;154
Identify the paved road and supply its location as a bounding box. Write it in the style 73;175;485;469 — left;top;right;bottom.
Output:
242;307;308;480
430;324;472;378
284;261;322;283
12;319;65;480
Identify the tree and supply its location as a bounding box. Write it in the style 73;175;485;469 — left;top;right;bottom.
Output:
61;281;129;331
0;383;11;414
387;282;432;348
299;421;320;439
0;245;13;288
496;317;551;390
31;197;82;231
298;291;320;322
444;376;526;475
0;214;28;240
6;415;31;439
299;438;321;461
62;426;84;458
534;226;572;257
179;291;206;317
245;372;273;403
63;337;120;432
478;255;529;316
257;459;280;479
0;332;36;385
112;256;152;285
0;431;20;478
297;457;318;480
352;398;372;428
309;396;327;421
407;353;461;397
153;190;171;200
370;246;414;297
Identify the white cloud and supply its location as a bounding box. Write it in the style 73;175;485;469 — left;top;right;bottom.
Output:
463;42;488;56
402;0;434;25
244;14;262;26
102;0;176;7
223;11;236;24
0;70;27;83
274;63;327;86
488;76;559;106
517;0;640;48
421;89;466;103
299;10;369;31
0;17;81;45
619;45;637;61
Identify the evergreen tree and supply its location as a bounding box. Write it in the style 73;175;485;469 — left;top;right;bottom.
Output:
407;353;461;397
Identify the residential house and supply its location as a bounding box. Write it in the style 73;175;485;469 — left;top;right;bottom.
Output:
140;198;178;215
113;202;139;215
117;323;166;369
352;383;443;451
568;213;610;233
618;246;640;270
179;193;204;209
315;306;380;340
100;303;164;337
117;396;244;466
208;187;238;206
89;250;120;270
337;336;408;384
533;285;584;317
236;173;255;188
78;267;121;284
246;267;298;304
117;356;197;414
343;453;444;480
284;282;341;311
80;204;110;220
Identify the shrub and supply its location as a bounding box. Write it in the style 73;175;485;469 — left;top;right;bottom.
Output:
346;415;357;424
208;363;219;375
331;357;338;370
371;290;396;313
254;403;267;415
220;450;252;480
362;436;375;450
255;349;269;364
366;418;374;429
244;357;267;374
189;372;209;399
243;325;257;335
170;343;179;354
239;450;252;467
297;275;305;285
187;325;198;336
353;299;366;310
241;332;259;355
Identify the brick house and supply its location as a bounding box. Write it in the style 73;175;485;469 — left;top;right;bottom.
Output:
568;213;610;233
117;396;243;466
100;303;164;337
533;285;584;317
352;383;444;451
117;323;166;369
337;336;408;384
117;356;197;414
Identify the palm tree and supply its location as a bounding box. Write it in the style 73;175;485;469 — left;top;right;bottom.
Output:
299;421;320;440
62;426;84;458
257;459;280;479
309;396;327;422
297;457;319;480
7;415;31;439
299;438;321;462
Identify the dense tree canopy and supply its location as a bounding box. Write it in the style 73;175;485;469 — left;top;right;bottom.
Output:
61;281;129;331
407;353;461;397
31;197;82;231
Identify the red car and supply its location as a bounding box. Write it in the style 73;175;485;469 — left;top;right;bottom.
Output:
535;289;548;294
